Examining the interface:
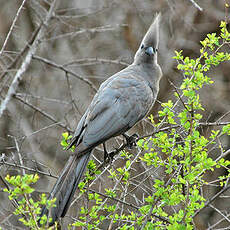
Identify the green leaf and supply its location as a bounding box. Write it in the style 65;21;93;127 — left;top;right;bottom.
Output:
62;132;69;140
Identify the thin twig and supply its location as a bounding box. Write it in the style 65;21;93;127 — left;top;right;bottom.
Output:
207;212;230;230
0;25;41;82
209;204;230;224
187;0;203;11
0;160;58;179
32;55;97;92
215;148;230;163
14;94;73;133
0;0;58;117
65;72;82;118
89;188;138;209
182;103;194;224
193;184;230;217
199;121;230;126
140;165;183;229
16;93;70;105
63;57;129;67
54;4;112;20
41;24;127;42
13;137;25;176
167;77;190;112
0;175;18;209
21;122;62;140
0;0;27;56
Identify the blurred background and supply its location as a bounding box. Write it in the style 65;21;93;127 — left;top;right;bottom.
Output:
0;0;229;229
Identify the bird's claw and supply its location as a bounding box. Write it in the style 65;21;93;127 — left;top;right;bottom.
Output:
123;133;139;149
103;143;116;163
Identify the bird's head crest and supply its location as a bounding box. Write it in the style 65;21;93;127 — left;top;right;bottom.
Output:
134;13;161;64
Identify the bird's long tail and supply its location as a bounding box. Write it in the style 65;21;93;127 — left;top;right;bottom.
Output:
40;151;91;226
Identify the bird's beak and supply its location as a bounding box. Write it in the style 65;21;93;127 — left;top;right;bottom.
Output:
145;47;154;56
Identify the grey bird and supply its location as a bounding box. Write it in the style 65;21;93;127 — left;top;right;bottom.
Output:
40;13;162;226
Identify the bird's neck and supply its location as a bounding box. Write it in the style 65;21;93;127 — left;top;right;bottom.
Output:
133;54;158;65
131;61;162;94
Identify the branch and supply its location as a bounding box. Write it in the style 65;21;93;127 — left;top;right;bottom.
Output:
167;77;190;113
54;4;112;19
193;184;230;217
0;0;58;117
94;120;230;172
89;188;139;210
63;57;129;67
14;94;73;133
207;212;230;230
32;55;97;92
0;0;27;55
15;93;70;105
20;122;62;139
215;148;230;163
187;0;203;11
141;121;230;140
140;165;183;229
199;121;230;126
0;23;41;80
13;136;25;176
0;159;58;179
42;24;127;42
209;204;230;224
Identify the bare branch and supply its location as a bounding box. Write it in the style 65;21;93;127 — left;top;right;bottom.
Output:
0;159;57;179
14;94;73;133
167;77;190;112
42;24;128;42
193;184;230;218
0;25;41;81
16;93;70;105
89;188;139;210
207;212;230;230
21;122;62;140
0;0;27;56
199;121;230;126
32;55;97;92
13;136;25;176
63;57;129;67
187;0;203;12
0;0;59;117
209;204;230;224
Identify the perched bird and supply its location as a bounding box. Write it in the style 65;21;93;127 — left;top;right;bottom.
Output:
40;13;162;226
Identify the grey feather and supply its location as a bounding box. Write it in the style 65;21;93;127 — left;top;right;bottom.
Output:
40;13;162;226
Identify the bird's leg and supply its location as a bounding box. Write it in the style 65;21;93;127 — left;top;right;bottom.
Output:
103;142;116;163
103;142;109;162
122;133;139;149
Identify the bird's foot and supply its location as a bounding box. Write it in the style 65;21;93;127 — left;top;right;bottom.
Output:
103;144;108;162
107;150;116;163
123;133;139;150
103;143;115;163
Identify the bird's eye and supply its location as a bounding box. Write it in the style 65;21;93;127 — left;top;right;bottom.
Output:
141;44;144;49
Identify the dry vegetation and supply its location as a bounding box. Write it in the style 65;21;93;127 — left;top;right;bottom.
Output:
0;0;230;229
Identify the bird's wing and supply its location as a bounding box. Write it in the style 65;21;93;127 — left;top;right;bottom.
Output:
72;74;154;150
